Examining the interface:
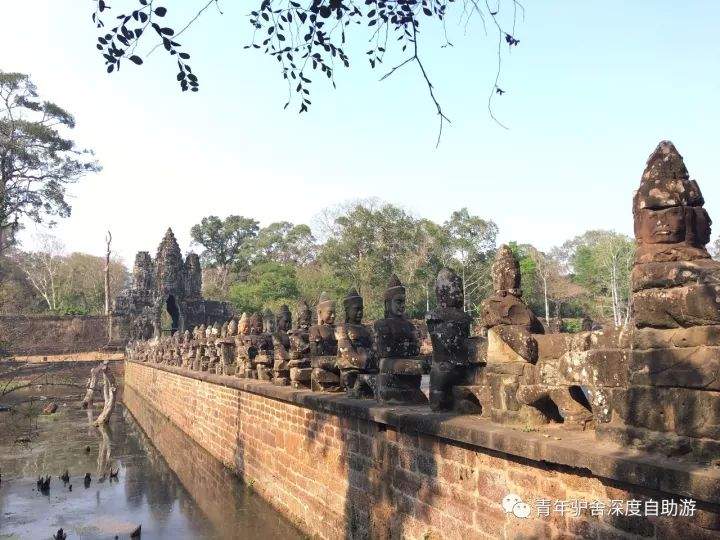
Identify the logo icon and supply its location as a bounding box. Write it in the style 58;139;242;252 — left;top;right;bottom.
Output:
502;493;532;518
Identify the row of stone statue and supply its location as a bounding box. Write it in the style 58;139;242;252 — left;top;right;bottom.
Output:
129;273;430;404
128;241;543;412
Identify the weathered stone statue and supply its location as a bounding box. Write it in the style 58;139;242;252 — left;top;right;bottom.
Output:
272;305;293;386
336;289;377;398
632;141;720;328
374;274;427;404
254;312;275;380
227;318;238;337
235;313;251;378
426;268;473;411
590;141;720;458
309;292;341;391
288;300;312;389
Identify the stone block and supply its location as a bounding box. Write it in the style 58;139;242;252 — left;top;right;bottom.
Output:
635;243;710;264
289;366;312;382
633;325;720;349
535;333;570;360
632;259;720;292
630;346;720;390
558;349;629;388
379;357;424;376
633;284;720;328
612;386;720;440
487;325;538;363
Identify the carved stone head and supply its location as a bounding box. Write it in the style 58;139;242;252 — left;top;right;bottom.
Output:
316;292;336;325
343;288;363;324
435;268;464;310
384;273;407;319
296;300;311;330
634;206;686;244
492;245;521;294
277;305;292;332
227;318;238;336
249;313;263;335
263;309;276;333
238;313;250;335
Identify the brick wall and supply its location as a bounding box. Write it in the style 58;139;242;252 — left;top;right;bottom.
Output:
124;361;720;540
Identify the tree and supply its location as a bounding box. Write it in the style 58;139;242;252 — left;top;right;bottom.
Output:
228;261;299;314
443;208;498;313
318;201;423;318
13;233;68;311
563;230;635;328
5;235;129;315
190;214;259;291
89;1;524;141
0;71;100;252
252;221;316;265
526;246;555;325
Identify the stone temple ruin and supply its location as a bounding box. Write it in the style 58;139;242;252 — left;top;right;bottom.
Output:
111;228;234;342
125;141;720;462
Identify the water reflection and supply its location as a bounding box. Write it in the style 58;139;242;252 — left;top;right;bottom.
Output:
0;386;302;539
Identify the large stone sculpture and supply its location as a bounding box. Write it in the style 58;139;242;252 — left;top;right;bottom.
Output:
309;292;341;391
272;305;293;386
288;300;312;389
590;141;720;458
374;274;427;404
426;268;474;411
632;141;720;328
336;289;377;398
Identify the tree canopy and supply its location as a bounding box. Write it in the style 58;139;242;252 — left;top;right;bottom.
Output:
90;0;523;141
0;71;100;252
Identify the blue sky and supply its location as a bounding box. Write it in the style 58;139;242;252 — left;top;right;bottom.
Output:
2;0;719;264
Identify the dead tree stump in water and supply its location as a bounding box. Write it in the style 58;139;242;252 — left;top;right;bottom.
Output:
93;367;117;426
81;363;105;409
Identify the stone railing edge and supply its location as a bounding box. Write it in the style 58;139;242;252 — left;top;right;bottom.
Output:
125;358;720;505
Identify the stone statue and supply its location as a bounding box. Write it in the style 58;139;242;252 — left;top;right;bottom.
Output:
272;305;293;386
248;313;274;380
336;289;377;398
288;300;312;389
235;313;251;378
426;268;473;411
374;274;427;404
263;309;277;333
227;318;238;337
309;292;341;391
632;141;720;328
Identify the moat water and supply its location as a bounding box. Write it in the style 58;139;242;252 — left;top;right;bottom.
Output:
0;381;302;539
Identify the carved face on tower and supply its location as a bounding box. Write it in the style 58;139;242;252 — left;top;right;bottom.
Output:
634;206;686;244
277;305;292;332
343;289;363;324
435;268;464;310
296;300;311;330
384;274;406;318
316;292;336;325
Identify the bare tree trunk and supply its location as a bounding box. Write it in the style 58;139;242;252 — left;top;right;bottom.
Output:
81;364;104;409
94;368;117;426
104;231;112;316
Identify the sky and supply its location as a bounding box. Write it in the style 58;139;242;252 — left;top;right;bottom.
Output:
1;0;719;266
